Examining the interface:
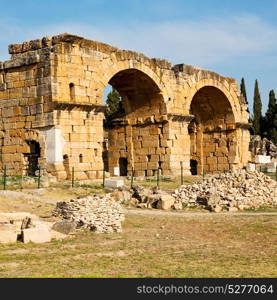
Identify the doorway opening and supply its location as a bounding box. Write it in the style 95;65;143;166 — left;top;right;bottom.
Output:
24;140;40;176
190;159;198;175
119;157;128;176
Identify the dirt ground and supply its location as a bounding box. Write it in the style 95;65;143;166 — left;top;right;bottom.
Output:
0;182;276;278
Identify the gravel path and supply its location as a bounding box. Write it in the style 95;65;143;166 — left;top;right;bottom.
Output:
125;208;277;217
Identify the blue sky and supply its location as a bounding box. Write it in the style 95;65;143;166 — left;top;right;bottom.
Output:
1;0;277;114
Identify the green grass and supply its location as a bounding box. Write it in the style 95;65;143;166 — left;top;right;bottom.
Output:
0;214;276;278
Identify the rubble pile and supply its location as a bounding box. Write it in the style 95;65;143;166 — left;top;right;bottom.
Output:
118;186;172;209
173;169;277;211
249;135;277;159
52;195;125;233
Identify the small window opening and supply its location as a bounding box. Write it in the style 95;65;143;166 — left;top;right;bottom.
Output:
79;154;83;163
69;83;75;101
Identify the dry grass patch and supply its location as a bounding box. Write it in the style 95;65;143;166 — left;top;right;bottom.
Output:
0;213;276;278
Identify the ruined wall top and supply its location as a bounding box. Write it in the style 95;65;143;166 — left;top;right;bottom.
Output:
5;33;236;85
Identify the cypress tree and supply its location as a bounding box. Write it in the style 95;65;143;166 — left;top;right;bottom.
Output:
265;90;277;143
240;78;248;104
240;77;250;113
252;80;262;135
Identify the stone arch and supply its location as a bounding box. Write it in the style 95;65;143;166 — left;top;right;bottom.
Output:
104;67;170;177
107;68;167;118
188;85;238;174
184;79;242;123
97;61;170;107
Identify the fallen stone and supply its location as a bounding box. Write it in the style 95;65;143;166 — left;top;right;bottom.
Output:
22;227;51;243
129;197;139;207
173;202;183;210
52;220;76;235
212;205;222;213
21;217;35;229
0;231;18;244
0;223;17;244
227;207;239;212
50;229;68;240
157;194;175;210
104;178;124;188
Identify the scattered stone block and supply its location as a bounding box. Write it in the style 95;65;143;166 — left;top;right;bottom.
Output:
52;220;76;235
22;227;51;243
157;194;175;210
0;224;17;244
50;230;68;240
105;178;124;188
255;155;271;164
228;207;238;212
246;163;256;172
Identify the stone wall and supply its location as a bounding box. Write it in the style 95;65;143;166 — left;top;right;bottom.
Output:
0;33;251;178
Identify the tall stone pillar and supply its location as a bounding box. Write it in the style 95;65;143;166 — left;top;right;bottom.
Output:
235;123;251;168
167;114;194;176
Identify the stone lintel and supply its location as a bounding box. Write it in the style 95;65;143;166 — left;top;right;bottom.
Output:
0;54;40;71
167;113;195;122
53;101;107;113
235;122;251;130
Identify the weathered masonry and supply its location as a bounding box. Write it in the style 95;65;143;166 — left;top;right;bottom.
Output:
0;33;250;179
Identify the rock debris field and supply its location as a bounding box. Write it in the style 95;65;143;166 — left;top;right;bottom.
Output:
53;195;125;233
172;169;277;212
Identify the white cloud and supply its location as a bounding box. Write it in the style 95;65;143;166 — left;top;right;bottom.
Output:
1;14;277;69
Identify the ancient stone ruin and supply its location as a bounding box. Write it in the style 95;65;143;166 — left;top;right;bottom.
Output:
0;33;250;179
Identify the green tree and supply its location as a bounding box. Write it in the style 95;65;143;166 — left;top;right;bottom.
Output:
240;78;248;103
104;88;124;127
240;77;251;117
265;90;277;143
252;80;262;135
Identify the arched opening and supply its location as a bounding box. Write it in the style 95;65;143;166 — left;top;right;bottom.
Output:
24;140;40;176
119;157;128;176
103;68;167;177
108;69;165;117
189;86;236;174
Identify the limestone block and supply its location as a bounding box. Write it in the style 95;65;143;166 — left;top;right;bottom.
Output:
157;194;175;210
207;156;217;165
0;224;17;244
218;157;228;164
74;171;89;180
255;155;271;164
105;178;125;188
22;227;51;243
246;163;256;172
52;220;76;235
